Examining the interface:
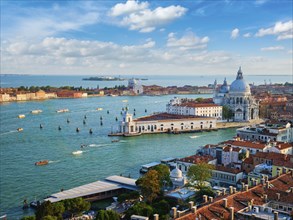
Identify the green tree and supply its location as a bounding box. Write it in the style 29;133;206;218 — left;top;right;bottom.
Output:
192;186;215;202
195;98;204;102
125;202;153;219
136;170;160;204
95;210;120;220
35;201;64;220
222;105;233;121
63;198;90;217
42;216;57;220
153;164;172;188
153;200;170;216
187;163;214;189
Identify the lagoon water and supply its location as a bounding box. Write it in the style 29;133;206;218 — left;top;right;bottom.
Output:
0;74;290;219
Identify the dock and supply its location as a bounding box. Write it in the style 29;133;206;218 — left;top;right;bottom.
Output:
45;175;138;203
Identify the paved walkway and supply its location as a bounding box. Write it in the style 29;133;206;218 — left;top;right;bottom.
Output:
216;119;264;129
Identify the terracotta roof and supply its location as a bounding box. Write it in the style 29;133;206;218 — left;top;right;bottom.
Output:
215;165;242;174
254;151;292;161
179;155;215;164
177;172;293;220
134;113;214;122
272;142;293;150
174;103;221;108
224;140;267;150
243;157;253;164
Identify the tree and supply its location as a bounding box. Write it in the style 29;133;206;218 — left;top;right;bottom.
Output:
222;105;233;121
195;98;204;102
35;201;64;220
125;202;153;219
136;170;160;204
63;198;90;217
153;164;172;188
95;210;120;220
42;216;57;220
153;200;170;216
187;162;214;189
192;186;215;202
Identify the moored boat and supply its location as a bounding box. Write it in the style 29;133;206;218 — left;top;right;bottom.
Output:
31;109;42;114
18;114;25;119
35;160;49;166
17;128;23;132
72;150;83;155
56;109;69;113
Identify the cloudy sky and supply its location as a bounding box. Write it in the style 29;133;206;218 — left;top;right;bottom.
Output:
1;0;292;75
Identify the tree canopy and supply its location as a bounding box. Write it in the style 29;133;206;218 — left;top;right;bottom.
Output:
95;210;120;220
152;164;172;188
125;202;153;219
222;105;233;121
187;162;214;189
136;170;160;204
63;198;90;217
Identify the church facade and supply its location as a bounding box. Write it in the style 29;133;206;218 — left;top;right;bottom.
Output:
213;67;259;122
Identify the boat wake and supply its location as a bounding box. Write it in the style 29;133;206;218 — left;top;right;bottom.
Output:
189;135;198;139
0;130;18;136
48;160;60;164
118;140;127;143
88;143;111;148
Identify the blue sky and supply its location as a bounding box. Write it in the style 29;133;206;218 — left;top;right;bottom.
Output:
1;0;292;75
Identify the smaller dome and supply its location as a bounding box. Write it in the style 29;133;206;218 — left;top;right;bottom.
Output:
170;167;182;178
219;78;229;93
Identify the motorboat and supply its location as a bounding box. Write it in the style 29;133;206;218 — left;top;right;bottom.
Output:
72;150;83;155
18;114;25;119
122;100;128;103
56;109;69;113
96;108;103;111
35;160;49;166
111;139;120;143
31;110;42;114
17;128;23;132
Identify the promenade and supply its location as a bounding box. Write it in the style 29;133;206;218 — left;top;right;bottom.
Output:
217;119;264;129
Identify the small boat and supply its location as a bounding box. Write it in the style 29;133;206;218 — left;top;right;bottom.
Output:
18;114;25;119
89;128;93;134
96;108;103;111
111;139;120;143
17;128;23;132
72;150;83;155
56;109;69;113
122;100;128;103
31;110;42;114
35;160;49;166
0;214;7;219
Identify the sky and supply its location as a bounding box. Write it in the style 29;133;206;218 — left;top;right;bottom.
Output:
1;0;292;76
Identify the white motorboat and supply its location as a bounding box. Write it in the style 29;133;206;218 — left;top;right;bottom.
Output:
72;150;83;155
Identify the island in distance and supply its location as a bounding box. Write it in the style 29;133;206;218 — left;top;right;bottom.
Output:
82;76;148;81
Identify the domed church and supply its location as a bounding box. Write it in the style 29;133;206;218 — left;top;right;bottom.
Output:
213;67;259;121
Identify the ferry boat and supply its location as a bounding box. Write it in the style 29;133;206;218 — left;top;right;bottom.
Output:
18;114;25;119
31;110;42;114
56;109;69;113
72;150;83;155
35;160;49;166
17;128;23;132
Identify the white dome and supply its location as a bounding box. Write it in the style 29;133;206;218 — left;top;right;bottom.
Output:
170;167;182;178
230;67;250;94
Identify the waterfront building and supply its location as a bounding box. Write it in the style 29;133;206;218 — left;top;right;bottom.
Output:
166;97;222;120
0;93;10;102
128;78;143;94
236;121;293;142
117;111;217;135
213;67;259;121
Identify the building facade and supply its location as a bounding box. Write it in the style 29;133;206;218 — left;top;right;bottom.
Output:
213;67;259;121
128;78;143;94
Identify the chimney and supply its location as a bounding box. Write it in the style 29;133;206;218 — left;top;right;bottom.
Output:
171;207;177;218
241;182;245;191
277;170;281;177
250;199;254;206
153;214;159;220
260;178;265;185
209;196;214;203
263;194;268;203
290;187;293;193
229;186;234;194
191;206;197;213
233;187;237;194
274;211;278;220
276;193;280;201
223;198;228;208
203;195;208;203
229;207;234;220
266;181;270;189
222;188;226;195
188;201;194;210
245;184;249;192
264;175;269;182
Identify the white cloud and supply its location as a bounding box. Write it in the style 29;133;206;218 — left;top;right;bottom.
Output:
109;0;149;16
231;28;240;39
287;50;293;54
255;20;293;40
167;32;209;50
243;33;251;38
110;1;187;33
261;46;284;51
254;0;269;5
